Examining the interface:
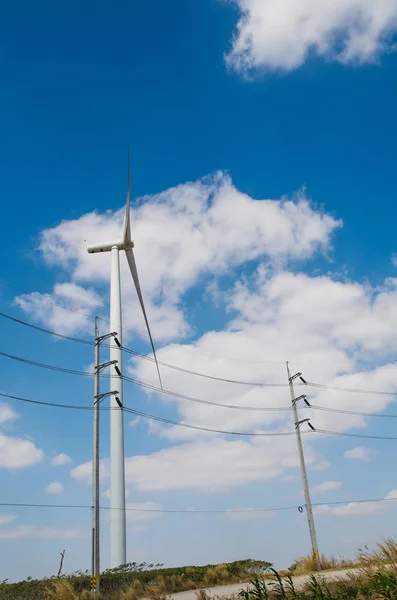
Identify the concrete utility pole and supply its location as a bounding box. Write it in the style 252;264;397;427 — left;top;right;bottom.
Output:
287;362;320;570
92;320;119;596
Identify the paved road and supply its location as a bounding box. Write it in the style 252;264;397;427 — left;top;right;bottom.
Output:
169;568;360;600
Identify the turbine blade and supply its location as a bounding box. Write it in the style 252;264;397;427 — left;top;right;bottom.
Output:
123;151;131;245
125;247;163;390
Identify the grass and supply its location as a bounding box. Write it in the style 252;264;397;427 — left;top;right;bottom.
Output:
287;554;358;576
236;567;397;600
4;539;397;600
0;559;271;600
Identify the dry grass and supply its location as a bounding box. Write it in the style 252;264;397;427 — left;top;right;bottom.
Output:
358;537;397;572
288;553;357;576
46;580;79;600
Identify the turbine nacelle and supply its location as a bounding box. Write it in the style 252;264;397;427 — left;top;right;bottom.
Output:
85;239;134;254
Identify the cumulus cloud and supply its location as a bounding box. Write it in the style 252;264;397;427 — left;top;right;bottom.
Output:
344;446;375;461
71;436;328;492
129;268;397;446
70;459;108;484
316;490;397;516
52;453;72;466
225;0;397;73
15;283;103;336
0;404;18;427
18;172;397;497
16;174;340;341
0;434;44;469
45;482;64;495
311;481;342;495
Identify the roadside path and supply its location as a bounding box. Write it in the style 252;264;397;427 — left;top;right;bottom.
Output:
168;567;361;600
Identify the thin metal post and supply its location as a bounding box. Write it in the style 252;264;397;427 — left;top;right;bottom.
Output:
92;318;101;595
287;362;320;570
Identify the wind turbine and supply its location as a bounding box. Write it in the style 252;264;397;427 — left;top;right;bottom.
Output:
86;156;161;568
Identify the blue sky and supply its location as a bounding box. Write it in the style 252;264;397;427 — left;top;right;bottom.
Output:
2;0;397;583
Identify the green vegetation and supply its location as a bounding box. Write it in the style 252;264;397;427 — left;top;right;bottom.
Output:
237;538;397;600
4;538;397;600
0;558;271;600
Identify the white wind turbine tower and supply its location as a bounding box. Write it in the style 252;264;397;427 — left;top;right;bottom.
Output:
86;156;162;568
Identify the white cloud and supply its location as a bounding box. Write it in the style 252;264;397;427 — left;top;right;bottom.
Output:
316;490;397;516
225;0;397;73
311;481;342;495
120;265;397;493
15;283;103;336
129;270;397;445
0;434;44;469
45;482;64;495
0;404;18;427
344;446;375;462
70;459;108;484
19;172;397;498
71;436;328;492
0;524;83;539
17;174;339;341
0;514;16;526
52;453;72;466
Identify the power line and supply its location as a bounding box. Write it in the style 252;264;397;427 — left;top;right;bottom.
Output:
306;382;397;396
0;311;93;345
3;349;397;422
0;279;149;341
311;405;397;418
122;406;296;437
315;429;397;441
2;496;397;513
3;311;397;397
0;350;93;377
1;391;296;437
0;392;113;411
0;310;287;387
122;408;397;441
4;390;397;438
121;345;285;387
0;350;293;412
3;389;397;422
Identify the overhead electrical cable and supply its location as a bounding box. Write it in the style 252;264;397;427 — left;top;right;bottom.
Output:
0;280;149;341
3;350;397;421
315;429;397;441
306;382;397;396
3;311;397;397
121;406;296;437
2;496;397;513
4;391;397;421
0;311;288;386
2;391;397;439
